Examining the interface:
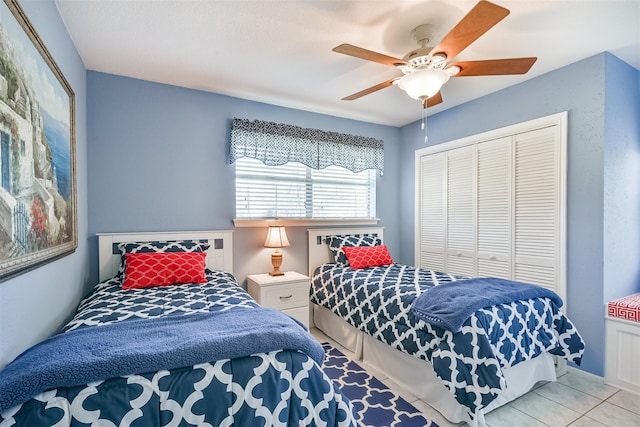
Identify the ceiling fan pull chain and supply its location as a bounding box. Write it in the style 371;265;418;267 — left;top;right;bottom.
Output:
421;104;428;143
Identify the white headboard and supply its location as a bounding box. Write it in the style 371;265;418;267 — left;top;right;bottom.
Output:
307;227;384;277
97;230;234;282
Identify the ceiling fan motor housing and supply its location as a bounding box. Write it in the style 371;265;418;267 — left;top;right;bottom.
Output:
402;50;447;70
402;24;448;73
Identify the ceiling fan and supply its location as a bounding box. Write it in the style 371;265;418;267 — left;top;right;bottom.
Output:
333;0;537;109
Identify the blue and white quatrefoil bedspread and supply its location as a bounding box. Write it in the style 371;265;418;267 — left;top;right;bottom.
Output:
1;350;352;427
62;270;259;332
310;263;585;417
1;273;355;427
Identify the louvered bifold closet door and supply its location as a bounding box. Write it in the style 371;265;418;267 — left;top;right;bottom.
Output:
419;152;446;271
446;146;476;276
477;137;512;278
513;127;559;291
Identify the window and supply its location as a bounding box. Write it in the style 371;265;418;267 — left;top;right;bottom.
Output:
235;157;376;219
230;118;383;222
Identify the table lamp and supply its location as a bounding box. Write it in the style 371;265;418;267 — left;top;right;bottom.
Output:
264;225;290;276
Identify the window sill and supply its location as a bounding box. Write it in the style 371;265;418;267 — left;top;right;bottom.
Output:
233;218;380;228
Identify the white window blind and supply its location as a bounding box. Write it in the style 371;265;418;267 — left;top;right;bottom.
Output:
235;157;376;219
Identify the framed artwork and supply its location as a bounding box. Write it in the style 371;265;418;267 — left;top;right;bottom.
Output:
0;0;76;282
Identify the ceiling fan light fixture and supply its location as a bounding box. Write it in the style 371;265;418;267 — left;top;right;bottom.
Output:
397;68;450;100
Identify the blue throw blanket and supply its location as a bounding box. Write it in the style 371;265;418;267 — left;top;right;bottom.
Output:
411;277;563;332
0;307;323;413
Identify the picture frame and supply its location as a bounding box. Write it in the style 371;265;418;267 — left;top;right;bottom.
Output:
0;0;76;282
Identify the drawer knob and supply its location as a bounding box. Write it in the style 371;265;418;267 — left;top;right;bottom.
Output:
279;294;293;300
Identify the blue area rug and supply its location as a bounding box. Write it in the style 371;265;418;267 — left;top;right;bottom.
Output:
321;343;438;427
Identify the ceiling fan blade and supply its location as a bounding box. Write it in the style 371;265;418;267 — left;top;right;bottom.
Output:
342;78;397;101
449;57;537;76
425;91;443;108
430;1;510;60
333;44;407;67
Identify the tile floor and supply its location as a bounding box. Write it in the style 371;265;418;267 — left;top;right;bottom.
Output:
311;328;640;427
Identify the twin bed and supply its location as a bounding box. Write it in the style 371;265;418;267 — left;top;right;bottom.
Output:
0;227;586;427
307;227;585;427
0;231;354;427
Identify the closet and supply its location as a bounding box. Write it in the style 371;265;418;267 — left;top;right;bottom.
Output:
415;112;567;302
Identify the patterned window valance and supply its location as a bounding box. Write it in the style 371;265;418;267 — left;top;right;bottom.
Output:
229;118;384;174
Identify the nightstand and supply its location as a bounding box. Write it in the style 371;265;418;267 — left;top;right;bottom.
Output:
247;271;310;328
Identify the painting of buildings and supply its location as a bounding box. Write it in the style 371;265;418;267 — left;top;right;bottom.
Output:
0;1;75;281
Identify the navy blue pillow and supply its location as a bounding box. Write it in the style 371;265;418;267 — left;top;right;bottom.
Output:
328;235;382;265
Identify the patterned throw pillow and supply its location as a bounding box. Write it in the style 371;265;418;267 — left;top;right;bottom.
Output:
122;252;208;289
342;245;394;269
116;240;210;279
328;235;382;265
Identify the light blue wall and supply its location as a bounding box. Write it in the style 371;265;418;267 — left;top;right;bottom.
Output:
0;1;88;369
603;54;640;301
86;72;401;287
399;53;640;376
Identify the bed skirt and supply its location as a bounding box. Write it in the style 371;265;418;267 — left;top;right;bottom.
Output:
312;303;557;426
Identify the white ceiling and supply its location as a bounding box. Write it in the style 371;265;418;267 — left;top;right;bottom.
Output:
55;0;640;127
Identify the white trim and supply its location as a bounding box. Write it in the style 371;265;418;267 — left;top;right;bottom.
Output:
97;230;234;281
234;218;379;228
557;111;568;312
414;112;568;157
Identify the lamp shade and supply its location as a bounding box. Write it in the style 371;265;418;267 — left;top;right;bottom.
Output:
397;68;450;100
264;226;290;248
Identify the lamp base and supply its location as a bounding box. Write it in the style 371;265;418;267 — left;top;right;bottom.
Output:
269;270;285;276
269;251;285;276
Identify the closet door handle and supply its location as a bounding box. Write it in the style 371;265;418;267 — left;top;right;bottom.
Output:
489;255;496;261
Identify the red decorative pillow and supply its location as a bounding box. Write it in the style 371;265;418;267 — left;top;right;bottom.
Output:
122;252;208;289
342;245;394;269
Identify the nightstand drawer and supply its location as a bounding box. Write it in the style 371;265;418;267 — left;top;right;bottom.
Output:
260;282;309;310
